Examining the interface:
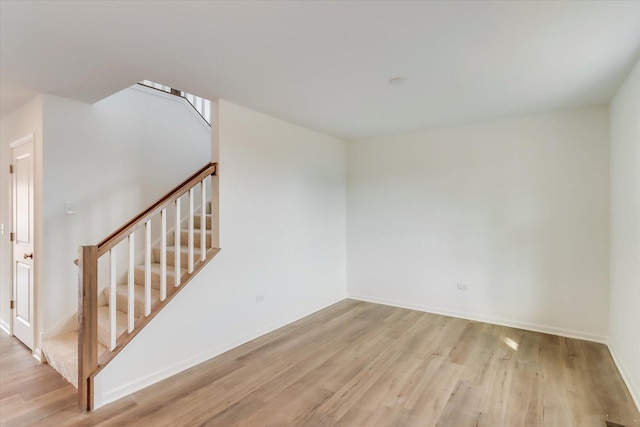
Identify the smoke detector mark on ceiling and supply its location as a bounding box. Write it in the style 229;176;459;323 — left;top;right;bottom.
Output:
388;77;407;86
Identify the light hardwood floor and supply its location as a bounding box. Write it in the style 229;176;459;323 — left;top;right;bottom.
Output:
1;299;638;426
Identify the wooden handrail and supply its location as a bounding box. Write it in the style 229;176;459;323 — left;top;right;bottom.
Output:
96;162;216;257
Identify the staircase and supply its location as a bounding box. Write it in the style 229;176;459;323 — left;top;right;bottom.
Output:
41;163;219;410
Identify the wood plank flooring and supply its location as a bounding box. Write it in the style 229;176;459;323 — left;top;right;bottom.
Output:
1;299;638;426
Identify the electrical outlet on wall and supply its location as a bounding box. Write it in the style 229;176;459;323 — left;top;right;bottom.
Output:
457;283;468;291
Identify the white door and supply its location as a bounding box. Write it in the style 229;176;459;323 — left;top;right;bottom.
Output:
11;135;35;349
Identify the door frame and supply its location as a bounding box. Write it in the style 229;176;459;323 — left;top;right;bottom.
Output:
8;133;37;356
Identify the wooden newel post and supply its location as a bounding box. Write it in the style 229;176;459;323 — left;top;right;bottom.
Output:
78;245;98;411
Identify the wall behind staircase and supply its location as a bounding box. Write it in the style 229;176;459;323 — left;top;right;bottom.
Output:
93;100;347;408
41;87;210;340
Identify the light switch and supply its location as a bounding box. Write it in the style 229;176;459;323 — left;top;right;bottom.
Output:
65;202;75;215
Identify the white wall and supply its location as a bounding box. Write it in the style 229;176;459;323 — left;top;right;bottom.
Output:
41;87;210;339
93;100;347;408
609;59;640;408
0;96;44;345
347;106;610;341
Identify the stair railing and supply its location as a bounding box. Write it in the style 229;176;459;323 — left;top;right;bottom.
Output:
78;162;218;411
139;80;211;125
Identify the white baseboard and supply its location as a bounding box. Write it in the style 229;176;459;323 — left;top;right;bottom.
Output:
95;295;346;409
42;312;76;339
608;340;640;412
33;347;43;363
0;319;41;362
0;318;11;335
95;293;622;410
348;293;608;344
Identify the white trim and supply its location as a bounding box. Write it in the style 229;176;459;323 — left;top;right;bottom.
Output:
129;85;211;132
94;295;345;409
608;339;640;412
41;312;76;339
9;133;34;149
33;347;42;363
10;135;37;352
0;318;11;335
348;293;608;344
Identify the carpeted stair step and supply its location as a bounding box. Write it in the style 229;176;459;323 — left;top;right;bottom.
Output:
134;262;187;289
194;214;213;230
106;283;161;316
97;306;128;349
153;245;203;267
179;229;213;247
42;331;107;389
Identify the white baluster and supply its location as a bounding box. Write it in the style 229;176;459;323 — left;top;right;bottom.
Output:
188;188;194;273
109;247;117;351
160;208;167;301
214;175;220;247
128;233;135;333
175;198;181;287
145;220;151;316
201;180;206;259
204;100;211;124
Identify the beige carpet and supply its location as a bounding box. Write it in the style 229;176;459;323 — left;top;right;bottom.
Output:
43;331;109;389
42;331;77;388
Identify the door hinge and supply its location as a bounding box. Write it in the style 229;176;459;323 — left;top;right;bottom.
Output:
9;232;14;242
9;164;13;174
10;300;14;310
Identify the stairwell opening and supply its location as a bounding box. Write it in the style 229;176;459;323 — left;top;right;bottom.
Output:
38;80;219;411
